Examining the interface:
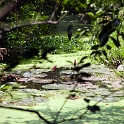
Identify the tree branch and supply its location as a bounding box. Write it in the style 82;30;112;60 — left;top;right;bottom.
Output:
49;2;58;21
3;11;69;32
0;105;52;124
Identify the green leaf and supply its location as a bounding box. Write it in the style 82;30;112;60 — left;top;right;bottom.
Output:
86;0;90;4
95;9;104;18
87;12;95;19
0;85;12;91
80;30;89;36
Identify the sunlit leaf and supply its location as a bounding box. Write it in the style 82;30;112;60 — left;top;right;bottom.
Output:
80;30;89;36
0;84;6;89
87;12;95;19
95;9;104;18
0;85;12;91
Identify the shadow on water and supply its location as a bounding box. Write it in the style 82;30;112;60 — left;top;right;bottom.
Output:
1;103;124;124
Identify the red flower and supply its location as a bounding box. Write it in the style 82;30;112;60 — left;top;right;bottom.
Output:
74;59;76;67
52;65;57;71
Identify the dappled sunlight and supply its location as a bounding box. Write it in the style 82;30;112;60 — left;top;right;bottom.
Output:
0;0;124;124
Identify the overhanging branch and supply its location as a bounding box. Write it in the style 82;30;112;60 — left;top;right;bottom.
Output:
3;11;69;32
0;105;52;124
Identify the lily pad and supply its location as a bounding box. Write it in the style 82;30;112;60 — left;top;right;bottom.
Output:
23;72;33;78
81;92;96;97
18;78;29;82
34;73;48;78
18;89;38;93
112;91;124;97
6;82;18;85
16;97;48;106
61;81;74;85
42;83;71;90
86;85;98;89
33;79;55;84
61;70;77;75
91;96;121;103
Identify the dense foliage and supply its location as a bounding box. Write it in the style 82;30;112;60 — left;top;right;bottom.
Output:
0;0;124;66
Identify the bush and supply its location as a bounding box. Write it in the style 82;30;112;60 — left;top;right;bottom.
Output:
35;35;88;53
